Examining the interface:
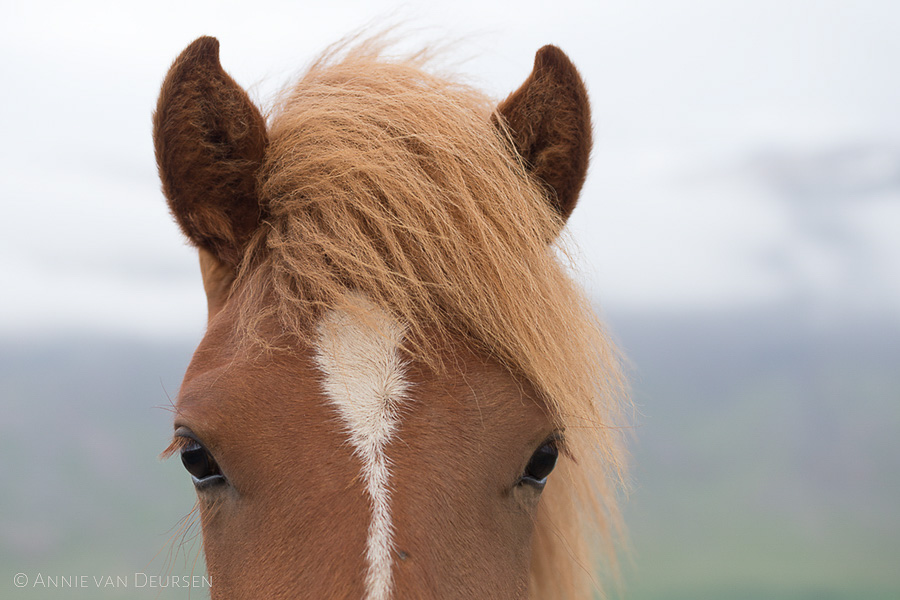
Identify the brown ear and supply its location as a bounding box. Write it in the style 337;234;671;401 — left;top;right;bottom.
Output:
495;45;592;222
153;36;267;268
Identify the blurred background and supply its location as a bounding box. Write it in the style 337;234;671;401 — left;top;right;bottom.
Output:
1;1;898;598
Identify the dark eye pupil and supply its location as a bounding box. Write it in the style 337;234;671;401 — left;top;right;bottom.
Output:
523;442;559;483
181;441;220;481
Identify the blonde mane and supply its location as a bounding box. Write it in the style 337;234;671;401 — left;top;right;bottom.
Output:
233;40;628;600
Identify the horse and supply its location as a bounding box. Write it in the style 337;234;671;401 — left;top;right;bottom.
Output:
153;34;627;600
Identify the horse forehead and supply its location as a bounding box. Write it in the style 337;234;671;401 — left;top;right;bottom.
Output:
178;295;536;425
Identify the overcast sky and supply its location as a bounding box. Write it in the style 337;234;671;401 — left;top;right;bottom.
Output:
2;0;898;341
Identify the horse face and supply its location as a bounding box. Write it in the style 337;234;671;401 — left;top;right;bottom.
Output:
155;36;594;599
171;294;559;598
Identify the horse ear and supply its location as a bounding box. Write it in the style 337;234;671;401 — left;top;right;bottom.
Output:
495;45;591;223
153;36;268;268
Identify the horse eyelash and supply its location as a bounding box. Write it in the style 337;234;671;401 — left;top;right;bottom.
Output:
551;431;575;462
160;436;192;460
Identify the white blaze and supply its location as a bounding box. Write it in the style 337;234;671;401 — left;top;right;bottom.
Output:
314;294;409;600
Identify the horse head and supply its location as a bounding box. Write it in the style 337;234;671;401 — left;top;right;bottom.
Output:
153;35;625;600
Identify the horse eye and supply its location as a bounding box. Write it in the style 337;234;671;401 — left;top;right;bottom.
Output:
520;440;559;488
180;439;225;488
